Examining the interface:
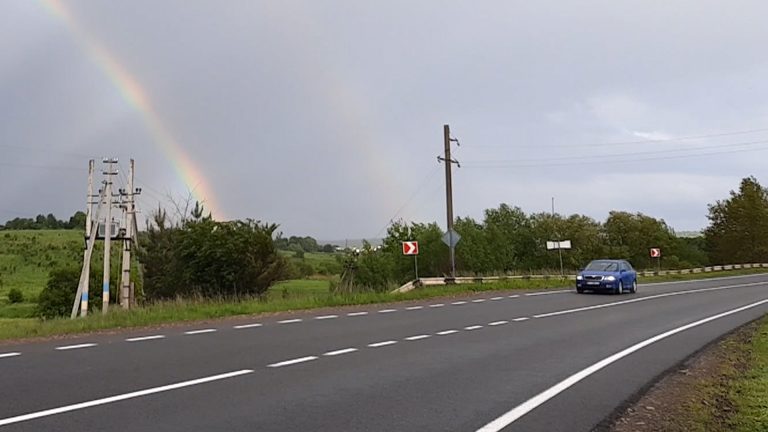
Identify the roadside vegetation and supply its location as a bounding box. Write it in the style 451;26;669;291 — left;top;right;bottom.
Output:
0;176;767;340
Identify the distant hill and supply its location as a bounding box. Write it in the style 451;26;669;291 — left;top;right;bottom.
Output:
676;230;704;238
318;238;383;249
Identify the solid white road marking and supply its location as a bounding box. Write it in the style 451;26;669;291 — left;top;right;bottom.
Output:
405;335;431;341
0;370;254;427
233;323;263;329
347;312;369;317
378;309;397;313
126;335;166;342
368;341;397;348
184;329;217;335
277;319;302;324
315;315;338;320
0;352;21;359
406;306;424;310
490;297;504;301
429;303;445;308
472;299;487;303
464;325;483;331
267;356;318;368
525;290;571;297
512;317;530;322
323;348;358;357
488;321;509;326
533;282;767;319
437;330;459;335
55;343;97;351
476;298;768;432
452;301;467;305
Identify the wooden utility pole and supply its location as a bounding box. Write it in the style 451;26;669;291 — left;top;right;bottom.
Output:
438;124;460;279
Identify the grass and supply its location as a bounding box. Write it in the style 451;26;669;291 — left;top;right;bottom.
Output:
728;317;768;431
0;230;84;299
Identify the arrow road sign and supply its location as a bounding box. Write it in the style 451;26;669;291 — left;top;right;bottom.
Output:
402;241;419;256
650;248;662;258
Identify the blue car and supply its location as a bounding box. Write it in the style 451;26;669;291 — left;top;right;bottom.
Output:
576;259;637;294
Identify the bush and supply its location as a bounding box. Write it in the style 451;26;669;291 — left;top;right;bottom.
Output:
8;288;23;304
37;266;80;319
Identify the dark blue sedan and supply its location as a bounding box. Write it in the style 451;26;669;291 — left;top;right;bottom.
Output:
576;259;637;294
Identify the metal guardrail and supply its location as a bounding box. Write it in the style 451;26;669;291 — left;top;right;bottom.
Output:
392;263;768;293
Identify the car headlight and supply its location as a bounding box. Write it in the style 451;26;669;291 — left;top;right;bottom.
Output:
576;275;583;280
605;276;616;282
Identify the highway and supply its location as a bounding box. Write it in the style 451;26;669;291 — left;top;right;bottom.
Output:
1;273;767;431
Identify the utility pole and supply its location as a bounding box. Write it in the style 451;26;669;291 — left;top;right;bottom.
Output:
102;158;118;314
438;124;460;279
119;159;136;309
72;185;106;318
82;160;94;316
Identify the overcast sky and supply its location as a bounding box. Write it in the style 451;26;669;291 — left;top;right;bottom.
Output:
2;1;768;240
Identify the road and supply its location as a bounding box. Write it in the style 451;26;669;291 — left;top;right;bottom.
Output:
1;274;767;431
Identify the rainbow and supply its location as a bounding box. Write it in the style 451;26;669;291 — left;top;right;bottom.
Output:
40;0;224;219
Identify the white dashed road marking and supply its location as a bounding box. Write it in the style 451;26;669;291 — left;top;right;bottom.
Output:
378;309;397;314
126;335;166;342
315;315;338;320
267;356;318;368
488;321;509;326
347;312;369;317
525;290;571;297
277;319;302;324
512;317;530;322
184;329;217;335
508;295;520;299
406;306;424;310
323;348;358;357
429;304;445;308
0;352;21;359
452;301;467;305
464;325;483;331
405;335;431;341
233;324;262;329
490;297;504;301
437;330;459;335
55;343;97;351
368;341;397;348
472;299;486;303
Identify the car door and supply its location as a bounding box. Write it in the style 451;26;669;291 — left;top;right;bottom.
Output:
621;261;634;285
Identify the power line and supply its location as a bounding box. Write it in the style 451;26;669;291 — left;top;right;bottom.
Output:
465;127;768;150
374;165;442;237
462;145;768;169
464;139;768;166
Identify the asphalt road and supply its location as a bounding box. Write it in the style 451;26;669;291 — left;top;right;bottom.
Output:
1;274;767;431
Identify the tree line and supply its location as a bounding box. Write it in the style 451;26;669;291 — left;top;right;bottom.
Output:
1;212;87;230
341;176;768;291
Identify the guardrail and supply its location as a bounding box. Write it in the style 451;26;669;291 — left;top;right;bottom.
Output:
392;263;768;293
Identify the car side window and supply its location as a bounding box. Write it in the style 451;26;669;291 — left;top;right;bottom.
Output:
623;261;633;272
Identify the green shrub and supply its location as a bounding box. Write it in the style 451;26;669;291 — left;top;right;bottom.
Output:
37;267;80;319
8;288;23;304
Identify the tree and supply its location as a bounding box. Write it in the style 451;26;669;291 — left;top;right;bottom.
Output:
603;211;675;269
705;176;768;264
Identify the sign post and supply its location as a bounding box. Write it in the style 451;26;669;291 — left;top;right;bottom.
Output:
650;248;662;271
546;240;572;276
403;241;420;281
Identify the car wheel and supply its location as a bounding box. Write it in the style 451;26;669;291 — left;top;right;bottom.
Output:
630;279;637;294
616;281;623;295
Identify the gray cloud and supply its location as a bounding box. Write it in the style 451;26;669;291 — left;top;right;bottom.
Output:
2;1;768;238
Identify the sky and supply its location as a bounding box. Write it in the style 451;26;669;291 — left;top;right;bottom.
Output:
2;1;768;240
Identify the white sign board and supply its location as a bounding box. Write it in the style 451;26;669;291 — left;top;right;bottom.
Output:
546;240;572;250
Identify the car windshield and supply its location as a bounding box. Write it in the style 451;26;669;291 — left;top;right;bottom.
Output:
585;261;619;271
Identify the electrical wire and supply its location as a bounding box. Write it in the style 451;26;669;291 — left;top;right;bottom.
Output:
374;165;442;237
464;139;768;166
465;126;768;150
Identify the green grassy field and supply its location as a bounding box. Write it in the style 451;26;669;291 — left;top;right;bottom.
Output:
729;317;768;431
